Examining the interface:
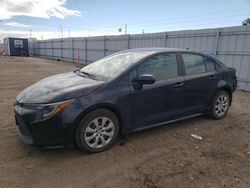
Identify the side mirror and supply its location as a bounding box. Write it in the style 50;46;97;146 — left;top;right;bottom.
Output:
133;74;156;85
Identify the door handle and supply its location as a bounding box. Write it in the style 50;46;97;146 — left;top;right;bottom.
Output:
208;75;216;80
174;82;184;88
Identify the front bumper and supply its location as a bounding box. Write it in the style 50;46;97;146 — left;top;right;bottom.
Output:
15;113;34;144
14;102;79;148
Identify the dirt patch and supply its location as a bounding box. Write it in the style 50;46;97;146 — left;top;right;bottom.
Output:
0;56;250;188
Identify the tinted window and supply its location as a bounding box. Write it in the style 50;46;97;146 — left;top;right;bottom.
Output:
204;57;216;72
182;54;206;75
138;54;178;80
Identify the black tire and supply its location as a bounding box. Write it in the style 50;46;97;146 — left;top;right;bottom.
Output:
208;90;230;120
75;108;119;153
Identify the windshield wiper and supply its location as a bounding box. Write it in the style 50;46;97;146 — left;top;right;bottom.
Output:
80;71;100;80
73;70;100;80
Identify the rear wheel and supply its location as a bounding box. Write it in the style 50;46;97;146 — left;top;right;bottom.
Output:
209;90;230;119
75;109;119;153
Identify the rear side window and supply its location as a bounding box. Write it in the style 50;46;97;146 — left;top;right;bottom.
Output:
138;54;178;80
182;54;206;75
204;57;216;72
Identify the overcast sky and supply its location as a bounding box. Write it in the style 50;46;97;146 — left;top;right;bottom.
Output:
0;0;250;41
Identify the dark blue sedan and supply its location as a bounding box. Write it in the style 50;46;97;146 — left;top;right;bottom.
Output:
14;48;237;153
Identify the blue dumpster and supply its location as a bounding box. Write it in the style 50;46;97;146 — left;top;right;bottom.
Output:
4;37;29;56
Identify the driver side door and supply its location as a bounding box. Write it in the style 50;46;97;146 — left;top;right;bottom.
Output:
129;53;184;130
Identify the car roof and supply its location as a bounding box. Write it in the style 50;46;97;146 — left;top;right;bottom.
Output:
120;48;207;55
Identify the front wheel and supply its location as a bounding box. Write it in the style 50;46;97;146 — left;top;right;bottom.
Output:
75;109;119;153
208;90;230;119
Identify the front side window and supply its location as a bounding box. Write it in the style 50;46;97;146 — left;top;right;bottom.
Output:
81;51;155;81
137;54;178;81
182;54;206;75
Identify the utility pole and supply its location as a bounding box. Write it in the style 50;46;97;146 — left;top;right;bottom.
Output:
58;28;61;38
61;25;63;38
125;24;127;34
59;24;63;38
29;29;32;38
68;30;71;38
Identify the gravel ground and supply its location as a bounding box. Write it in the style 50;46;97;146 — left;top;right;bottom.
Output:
0;56;250;188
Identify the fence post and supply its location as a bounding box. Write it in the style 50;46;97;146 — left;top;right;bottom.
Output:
32;40;34;56
45;41;47;58
72;38;74;63
36;41;38;56
33;41;35;56
165;32;168;47
104;36;107;57
85;38;88;64
51;40;54;59
127;34;130;49
60;38;63;60
215;29;220;57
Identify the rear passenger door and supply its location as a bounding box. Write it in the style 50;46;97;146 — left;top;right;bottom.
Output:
202;56;221;103
180;53;215;115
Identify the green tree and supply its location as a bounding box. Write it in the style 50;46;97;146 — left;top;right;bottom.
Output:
242;18;250;26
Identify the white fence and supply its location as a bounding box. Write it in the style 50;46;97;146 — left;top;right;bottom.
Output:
31;25;250;91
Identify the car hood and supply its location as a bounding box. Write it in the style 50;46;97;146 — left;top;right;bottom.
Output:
16;71;104;104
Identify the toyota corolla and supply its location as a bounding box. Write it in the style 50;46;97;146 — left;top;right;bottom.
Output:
14;48;237;153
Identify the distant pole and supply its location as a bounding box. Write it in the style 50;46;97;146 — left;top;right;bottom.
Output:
61;26;63;38
68;30;71;38
125;24;127;34
142;29;145;34
41;35;43;40
29;29;32;38
58;28;61;38
60;24;63;38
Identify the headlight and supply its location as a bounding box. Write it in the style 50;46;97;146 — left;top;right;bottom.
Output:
42;101;70;119
22;101;70;119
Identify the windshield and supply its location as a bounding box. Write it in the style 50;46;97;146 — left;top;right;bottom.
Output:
80;51;154;81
